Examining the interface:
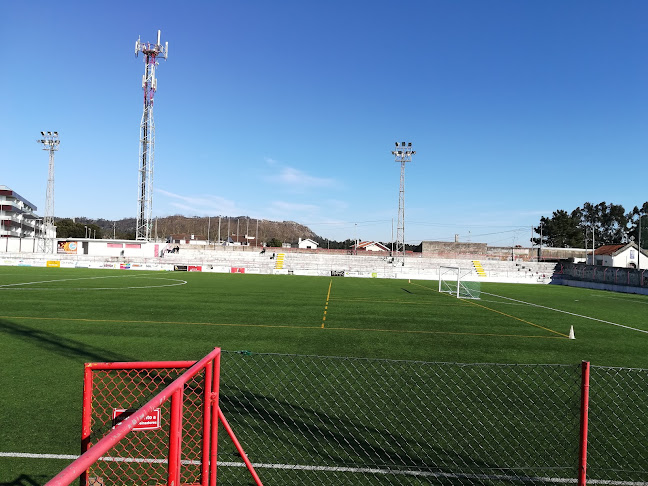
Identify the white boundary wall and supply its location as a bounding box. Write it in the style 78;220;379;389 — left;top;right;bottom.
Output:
0;246;560;285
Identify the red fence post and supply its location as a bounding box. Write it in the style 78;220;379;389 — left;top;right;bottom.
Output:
79;364;94;486
201;361;213;486
210;351;221;486
578;361;591;486
168;387;185;486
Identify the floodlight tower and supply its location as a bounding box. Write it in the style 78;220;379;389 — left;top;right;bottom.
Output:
391;141;416;265
37;131;60;253
134;30;168;241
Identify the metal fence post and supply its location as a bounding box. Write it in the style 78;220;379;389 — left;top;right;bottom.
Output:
201;361;213;486
168;387;185;486
579;361;591;486
211;352;221;486
79;364;94;486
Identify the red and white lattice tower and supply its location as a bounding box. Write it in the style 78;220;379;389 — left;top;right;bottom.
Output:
134;30;168;241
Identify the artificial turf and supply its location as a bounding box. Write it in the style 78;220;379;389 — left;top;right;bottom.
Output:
1;266;646;483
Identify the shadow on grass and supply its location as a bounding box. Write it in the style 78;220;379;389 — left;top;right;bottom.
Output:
0;318;134;363
219;389;538;482
0;474;48;486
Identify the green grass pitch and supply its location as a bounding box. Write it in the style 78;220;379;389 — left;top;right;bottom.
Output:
1;266;647;483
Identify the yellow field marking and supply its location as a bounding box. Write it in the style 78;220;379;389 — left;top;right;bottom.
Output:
0;314;563;339
462;299;569;337
323;326;565;339
331;297;452;306
321;279;333;328
410;282;569;338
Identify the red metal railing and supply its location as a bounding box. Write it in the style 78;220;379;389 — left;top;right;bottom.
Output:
46;348;262;486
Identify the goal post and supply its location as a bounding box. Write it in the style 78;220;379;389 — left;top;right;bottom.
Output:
438;266;481;299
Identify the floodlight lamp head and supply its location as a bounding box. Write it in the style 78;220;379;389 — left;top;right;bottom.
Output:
401;141;405;146
394;142;398;147
41;131;45;136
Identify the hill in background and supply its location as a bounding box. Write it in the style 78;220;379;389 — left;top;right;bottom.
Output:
63;215;317;245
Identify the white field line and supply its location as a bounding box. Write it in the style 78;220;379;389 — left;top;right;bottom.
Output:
0;274;187;291
2;452;647;485
480;291;648;335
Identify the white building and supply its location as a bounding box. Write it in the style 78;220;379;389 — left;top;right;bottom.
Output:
298;238;319;249
353;241;390;252
588;243;648;270
167;233;209;245
0;185;44;239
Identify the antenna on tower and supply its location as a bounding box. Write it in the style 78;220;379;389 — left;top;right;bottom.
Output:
37;131;60;253
391;141;416;266
134;30;168;241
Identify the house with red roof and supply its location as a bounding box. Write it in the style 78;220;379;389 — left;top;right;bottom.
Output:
588;242;648;269
352;241;390;252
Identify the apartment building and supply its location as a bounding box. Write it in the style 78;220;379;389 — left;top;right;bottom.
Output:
0;185;43;238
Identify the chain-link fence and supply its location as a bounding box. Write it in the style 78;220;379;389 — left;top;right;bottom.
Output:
587;366;648;484
83;365;206;486
63;352;648;486
216;353;585;485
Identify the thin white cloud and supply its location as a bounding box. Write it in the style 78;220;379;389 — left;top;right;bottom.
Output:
270;201;320;213
263;157;339;192
156;188;241;215
273;167;336;188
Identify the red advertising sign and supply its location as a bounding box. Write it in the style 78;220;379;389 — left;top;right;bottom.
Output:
230;267;246;274
112;408;161;431
188;265;202;272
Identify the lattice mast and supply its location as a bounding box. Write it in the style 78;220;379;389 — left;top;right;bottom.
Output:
37;131;60;253
391;142;415;264
134;30;168;241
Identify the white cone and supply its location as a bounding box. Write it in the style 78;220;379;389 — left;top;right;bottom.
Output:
568;325;575;340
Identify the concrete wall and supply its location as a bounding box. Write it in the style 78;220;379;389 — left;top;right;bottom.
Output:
422;240;586;262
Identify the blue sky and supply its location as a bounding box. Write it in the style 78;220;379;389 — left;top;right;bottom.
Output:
1;1;647;246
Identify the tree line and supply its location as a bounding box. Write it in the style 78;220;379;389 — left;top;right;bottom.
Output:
532;202;648;248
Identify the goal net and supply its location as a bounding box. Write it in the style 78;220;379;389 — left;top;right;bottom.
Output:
438;266;481;299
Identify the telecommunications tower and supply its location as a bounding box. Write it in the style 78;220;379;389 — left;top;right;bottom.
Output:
134;30;168;241
37;131;60;253
392;142;416;265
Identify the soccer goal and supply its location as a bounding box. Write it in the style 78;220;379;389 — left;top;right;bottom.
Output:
438;266;481;299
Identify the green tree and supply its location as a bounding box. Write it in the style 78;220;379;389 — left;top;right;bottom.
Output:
266;238;282;248
532;210;582;247
535;201;634;248
627;202;648;250
55;219;103;239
